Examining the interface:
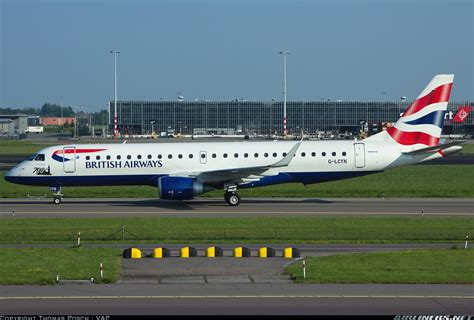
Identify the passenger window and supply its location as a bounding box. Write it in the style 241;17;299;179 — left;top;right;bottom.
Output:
158;154;162;159
254;153;259;158
212;154;216;158
127;155;131;160
201;153;206;159
178;154;183;159
86;156;90;160
34;154;45;161
244;153;248;158
117;155;121;160
301;152;306;157
311;152;316;157
234;153;238;158
106;155;111;160
264;153;268;157
273;152;277;157
96;155;100;160
332;152;336;156
168;154;172;159
189;154;193;159
147;155;152;159
137;155;142;159
283;153;287;157
322;152;326;157
223;153;228;158
342;152;347;156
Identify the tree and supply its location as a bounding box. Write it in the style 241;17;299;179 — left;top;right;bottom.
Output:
39;103;75;117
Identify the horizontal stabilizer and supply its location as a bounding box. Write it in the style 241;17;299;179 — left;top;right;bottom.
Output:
401;140;466;155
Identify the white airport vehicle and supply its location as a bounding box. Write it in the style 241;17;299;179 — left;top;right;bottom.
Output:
26;126;44;133
5;75;465;206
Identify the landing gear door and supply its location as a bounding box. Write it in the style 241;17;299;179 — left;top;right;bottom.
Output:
199;151;207;164
354;143;365;168
62;147;76;173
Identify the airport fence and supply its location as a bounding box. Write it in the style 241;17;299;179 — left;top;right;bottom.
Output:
0;226;471;243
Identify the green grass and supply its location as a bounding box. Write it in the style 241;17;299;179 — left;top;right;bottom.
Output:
0;247;122;285
2;164;474;198
0;140;57;155
286;249;474;284
0;216;471;244
461;143;474;155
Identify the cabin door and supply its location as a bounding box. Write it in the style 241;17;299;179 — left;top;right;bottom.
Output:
354;143;365;168
62;147;76;173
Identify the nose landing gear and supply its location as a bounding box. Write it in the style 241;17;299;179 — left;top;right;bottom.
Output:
50;186;63;205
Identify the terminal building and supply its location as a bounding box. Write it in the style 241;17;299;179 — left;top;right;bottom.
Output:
108;101;474;137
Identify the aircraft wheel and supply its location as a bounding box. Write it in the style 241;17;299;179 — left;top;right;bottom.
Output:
227;193;241;206
53;197;62;205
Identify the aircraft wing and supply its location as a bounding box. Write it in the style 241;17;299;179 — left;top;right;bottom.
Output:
170;140;302;185
401;140;466;155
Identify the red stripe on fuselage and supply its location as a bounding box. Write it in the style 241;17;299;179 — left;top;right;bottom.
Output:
52;148;106;155
403;83;452;117
386;127;439;146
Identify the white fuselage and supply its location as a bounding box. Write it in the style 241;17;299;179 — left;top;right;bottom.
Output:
4;139;446;190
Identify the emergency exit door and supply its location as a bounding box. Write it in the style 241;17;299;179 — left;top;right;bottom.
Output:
354;143;365;168
62;147;76;173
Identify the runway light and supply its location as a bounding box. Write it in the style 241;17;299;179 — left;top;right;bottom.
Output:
465;235;469;249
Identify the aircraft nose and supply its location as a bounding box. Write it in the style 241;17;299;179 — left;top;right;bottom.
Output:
4;168;14;182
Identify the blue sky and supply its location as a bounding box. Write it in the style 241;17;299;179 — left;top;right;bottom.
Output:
1;0;472;111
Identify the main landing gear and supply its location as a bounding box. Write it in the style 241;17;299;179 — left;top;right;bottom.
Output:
224;191;241;206
224;185;241;206
50;186;63;205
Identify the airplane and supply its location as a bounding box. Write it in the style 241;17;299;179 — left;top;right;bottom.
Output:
4;74;465;206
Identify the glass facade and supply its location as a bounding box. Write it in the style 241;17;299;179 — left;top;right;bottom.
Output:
109;101;474;136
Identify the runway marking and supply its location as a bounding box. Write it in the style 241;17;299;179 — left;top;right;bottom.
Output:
0;295;472;300
1;211;472;215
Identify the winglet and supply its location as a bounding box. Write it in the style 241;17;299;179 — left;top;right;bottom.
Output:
270;140;302;168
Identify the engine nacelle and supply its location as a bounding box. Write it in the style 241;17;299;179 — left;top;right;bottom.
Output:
158;176;206;200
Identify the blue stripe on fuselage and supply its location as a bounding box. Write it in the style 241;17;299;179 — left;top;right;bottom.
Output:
5;171;381;188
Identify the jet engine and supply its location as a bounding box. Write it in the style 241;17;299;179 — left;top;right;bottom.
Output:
158;176;208;200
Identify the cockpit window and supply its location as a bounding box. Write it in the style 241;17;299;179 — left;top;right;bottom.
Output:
34;154;45;161
26;153;37;161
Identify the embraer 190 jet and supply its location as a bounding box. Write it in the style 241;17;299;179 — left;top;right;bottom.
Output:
5;75;464;206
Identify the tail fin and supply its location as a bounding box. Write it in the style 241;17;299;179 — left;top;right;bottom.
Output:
367;74;454;149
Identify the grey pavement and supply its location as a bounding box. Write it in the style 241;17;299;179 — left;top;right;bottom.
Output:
0;283;472;314
0;197;473;218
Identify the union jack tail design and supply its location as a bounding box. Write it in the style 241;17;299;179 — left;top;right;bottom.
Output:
385;74;454;147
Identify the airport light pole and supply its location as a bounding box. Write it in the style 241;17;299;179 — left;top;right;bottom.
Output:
279;50;290;136
110;50;120;137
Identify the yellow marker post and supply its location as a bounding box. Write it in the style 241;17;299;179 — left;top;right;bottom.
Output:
233;247;243;258
153;248;163;259
206;247;216;258
131;248;142;259
180;247;190;258
259;247;267;258
283;247;292;259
